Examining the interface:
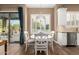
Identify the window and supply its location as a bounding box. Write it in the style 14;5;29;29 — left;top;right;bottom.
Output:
10;13;19;19
67;12;79;27
0;13;9;34
0;19;2;33
31;14;51;34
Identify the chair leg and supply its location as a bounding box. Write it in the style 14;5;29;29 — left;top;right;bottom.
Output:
25;44;27;52
35;49;37;55
52;41;54;53
47;50;48;55
52;46;54;54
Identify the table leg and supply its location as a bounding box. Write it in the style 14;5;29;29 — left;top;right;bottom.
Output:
4;41;7;55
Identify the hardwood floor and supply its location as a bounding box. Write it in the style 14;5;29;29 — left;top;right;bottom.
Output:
0;42;79;55
0;43;26;55
53;42;79;55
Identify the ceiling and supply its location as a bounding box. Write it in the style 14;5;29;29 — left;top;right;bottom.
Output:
26;4;56;8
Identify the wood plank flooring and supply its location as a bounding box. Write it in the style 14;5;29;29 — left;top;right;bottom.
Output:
0;42;79;55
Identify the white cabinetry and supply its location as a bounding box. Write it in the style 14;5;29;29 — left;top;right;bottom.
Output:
57;33;67;45
57;8;67;45
67;12;79;27
77;33;79;45
57;8;67;26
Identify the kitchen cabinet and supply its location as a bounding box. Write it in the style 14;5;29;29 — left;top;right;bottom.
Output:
57;33;67;45
57;8;67;26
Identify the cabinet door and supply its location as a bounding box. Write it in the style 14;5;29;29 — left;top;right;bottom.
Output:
57;33;67;45
57;8;67;26
77;33;79;45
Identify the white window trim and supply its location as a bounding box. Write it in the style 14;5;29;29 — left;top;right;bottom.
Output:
30;14;51;34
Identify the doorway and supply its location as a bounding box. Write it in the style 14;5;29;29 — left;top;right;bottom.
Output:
0;12;20;43
9;13;20;43
0;13;9;42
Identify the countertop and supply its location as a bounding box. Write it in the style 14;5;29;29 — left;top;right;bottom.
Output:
57;26;79;33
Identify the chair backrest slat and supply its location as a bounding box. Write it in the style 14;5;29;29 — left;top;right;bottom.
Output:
35;32;48;49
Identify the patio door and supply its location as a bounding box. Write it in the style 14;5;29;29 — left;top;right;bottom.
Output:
31;14;51;34
10;13;20;43
0;13;9;42
0;12;20;43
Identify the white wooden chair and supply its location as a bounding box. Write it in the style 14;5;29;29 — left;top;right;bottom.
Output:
48;31;55;52
27;34;35;45
34;32;48;55
24;31;29;52
24;31;35;53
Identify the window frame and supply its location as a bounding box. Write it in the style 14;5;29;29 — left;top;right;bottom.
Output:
30;14;51;34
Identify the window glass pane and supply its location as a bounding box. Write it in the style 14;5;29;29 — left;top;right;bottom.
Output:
10;13;19;19
0;13;9;19
67;12;79;27
0;19;2;33
31;14;51;34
